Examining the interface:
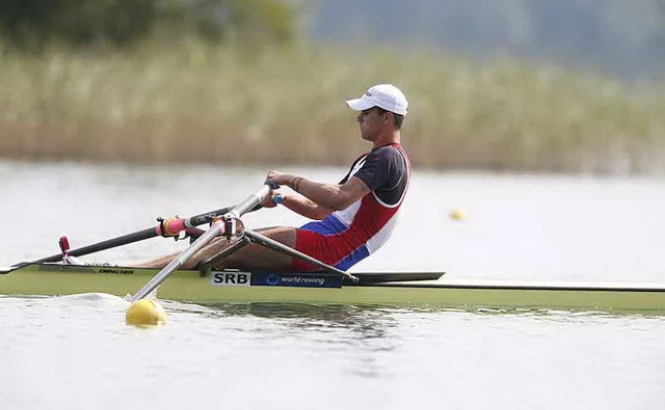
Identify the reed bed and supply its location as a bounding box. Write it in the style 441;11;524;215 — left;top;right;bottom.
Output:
1;42;664;174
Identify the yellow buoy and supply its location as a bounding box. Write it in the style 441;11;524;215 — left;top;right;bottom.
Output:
449;208;467;221
126;299;167;326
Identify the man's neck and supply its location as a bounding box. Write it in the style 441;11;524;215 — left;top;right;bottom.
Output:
372;131;400;149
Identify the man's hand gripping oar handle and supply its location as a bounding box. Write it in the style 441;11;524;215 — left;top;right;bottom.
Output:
129;184;274;302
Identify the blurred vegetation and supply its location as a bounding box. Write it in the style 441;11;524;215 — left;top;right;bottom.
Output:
0;1;664;174
0;0;297;49
2;43;665;174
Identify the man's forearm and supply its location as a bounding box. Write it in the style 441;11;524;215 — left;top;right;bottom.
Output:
281;193;332;220
287;176;347;211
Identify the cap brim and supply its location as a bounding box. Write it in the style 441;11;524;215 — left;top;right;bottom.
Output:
346;97;375;112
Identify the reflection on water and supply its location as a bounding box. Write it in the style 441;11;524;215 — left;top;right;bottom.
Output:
174;302;398;339
222;302;401;378
166;301;401;378
166;298;665;323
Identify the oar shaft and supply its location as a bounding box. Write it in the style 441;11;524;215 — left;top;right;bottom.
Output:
33;228;157;264
227;185;272;218
15;204;239;267
129;184;273;302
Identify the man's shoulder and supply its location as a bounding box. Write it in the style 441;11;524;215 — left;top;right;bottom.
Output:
373;143;403;152
367;145;409;170
368;144;407;159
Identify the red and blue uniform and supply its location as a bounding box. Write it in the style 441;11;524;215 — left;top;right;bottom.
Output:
292;143;411;271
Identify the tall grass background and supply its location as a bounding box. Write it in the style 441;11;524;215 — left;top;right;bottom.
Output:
1;42;664;174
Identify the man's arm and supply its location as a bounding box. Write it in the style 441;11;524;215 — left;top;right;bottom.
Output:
290;176;370;211
266;171;371;212
277;193;334;220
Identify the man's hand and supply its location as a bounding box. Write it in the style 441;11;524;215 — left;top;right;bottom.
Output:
263;170;293;208
265;170;295;187
260;190;282;208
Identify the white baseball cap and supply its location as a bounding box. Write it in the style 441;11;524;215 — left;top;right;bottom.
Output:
346;84;408;116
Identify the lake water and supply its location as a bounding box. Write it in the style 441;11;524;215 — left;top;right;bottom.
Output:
1;160;665;409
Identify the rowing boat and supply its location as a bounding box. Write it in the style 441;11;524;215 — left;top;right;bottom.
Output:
2;264;665;314
3;184;664;315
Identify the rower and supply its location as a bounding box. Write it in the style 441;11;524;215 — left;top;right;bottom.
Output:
134;84;412;275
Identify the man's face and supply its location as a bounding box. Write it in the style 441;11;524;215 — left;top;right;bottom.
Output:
356;107;391;141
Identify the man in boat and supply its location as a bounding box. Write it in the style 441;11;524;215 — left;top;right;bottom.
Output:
139;84;411;272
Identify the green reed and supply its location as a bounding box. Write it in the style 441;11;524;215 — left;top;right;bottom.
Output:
1;42;664;174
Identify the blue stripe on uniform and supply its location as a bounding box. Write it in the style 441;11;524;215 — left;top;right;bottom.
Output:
334;245;370;271
298;216;369;271
299;215;347;235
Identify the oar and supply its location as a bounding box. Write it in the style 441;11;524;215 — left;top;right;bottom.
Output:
129;184;273;302
10;203;260;270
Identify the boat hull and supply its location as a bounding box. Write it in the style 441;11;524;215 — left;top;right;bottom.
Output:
2;264;665;314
